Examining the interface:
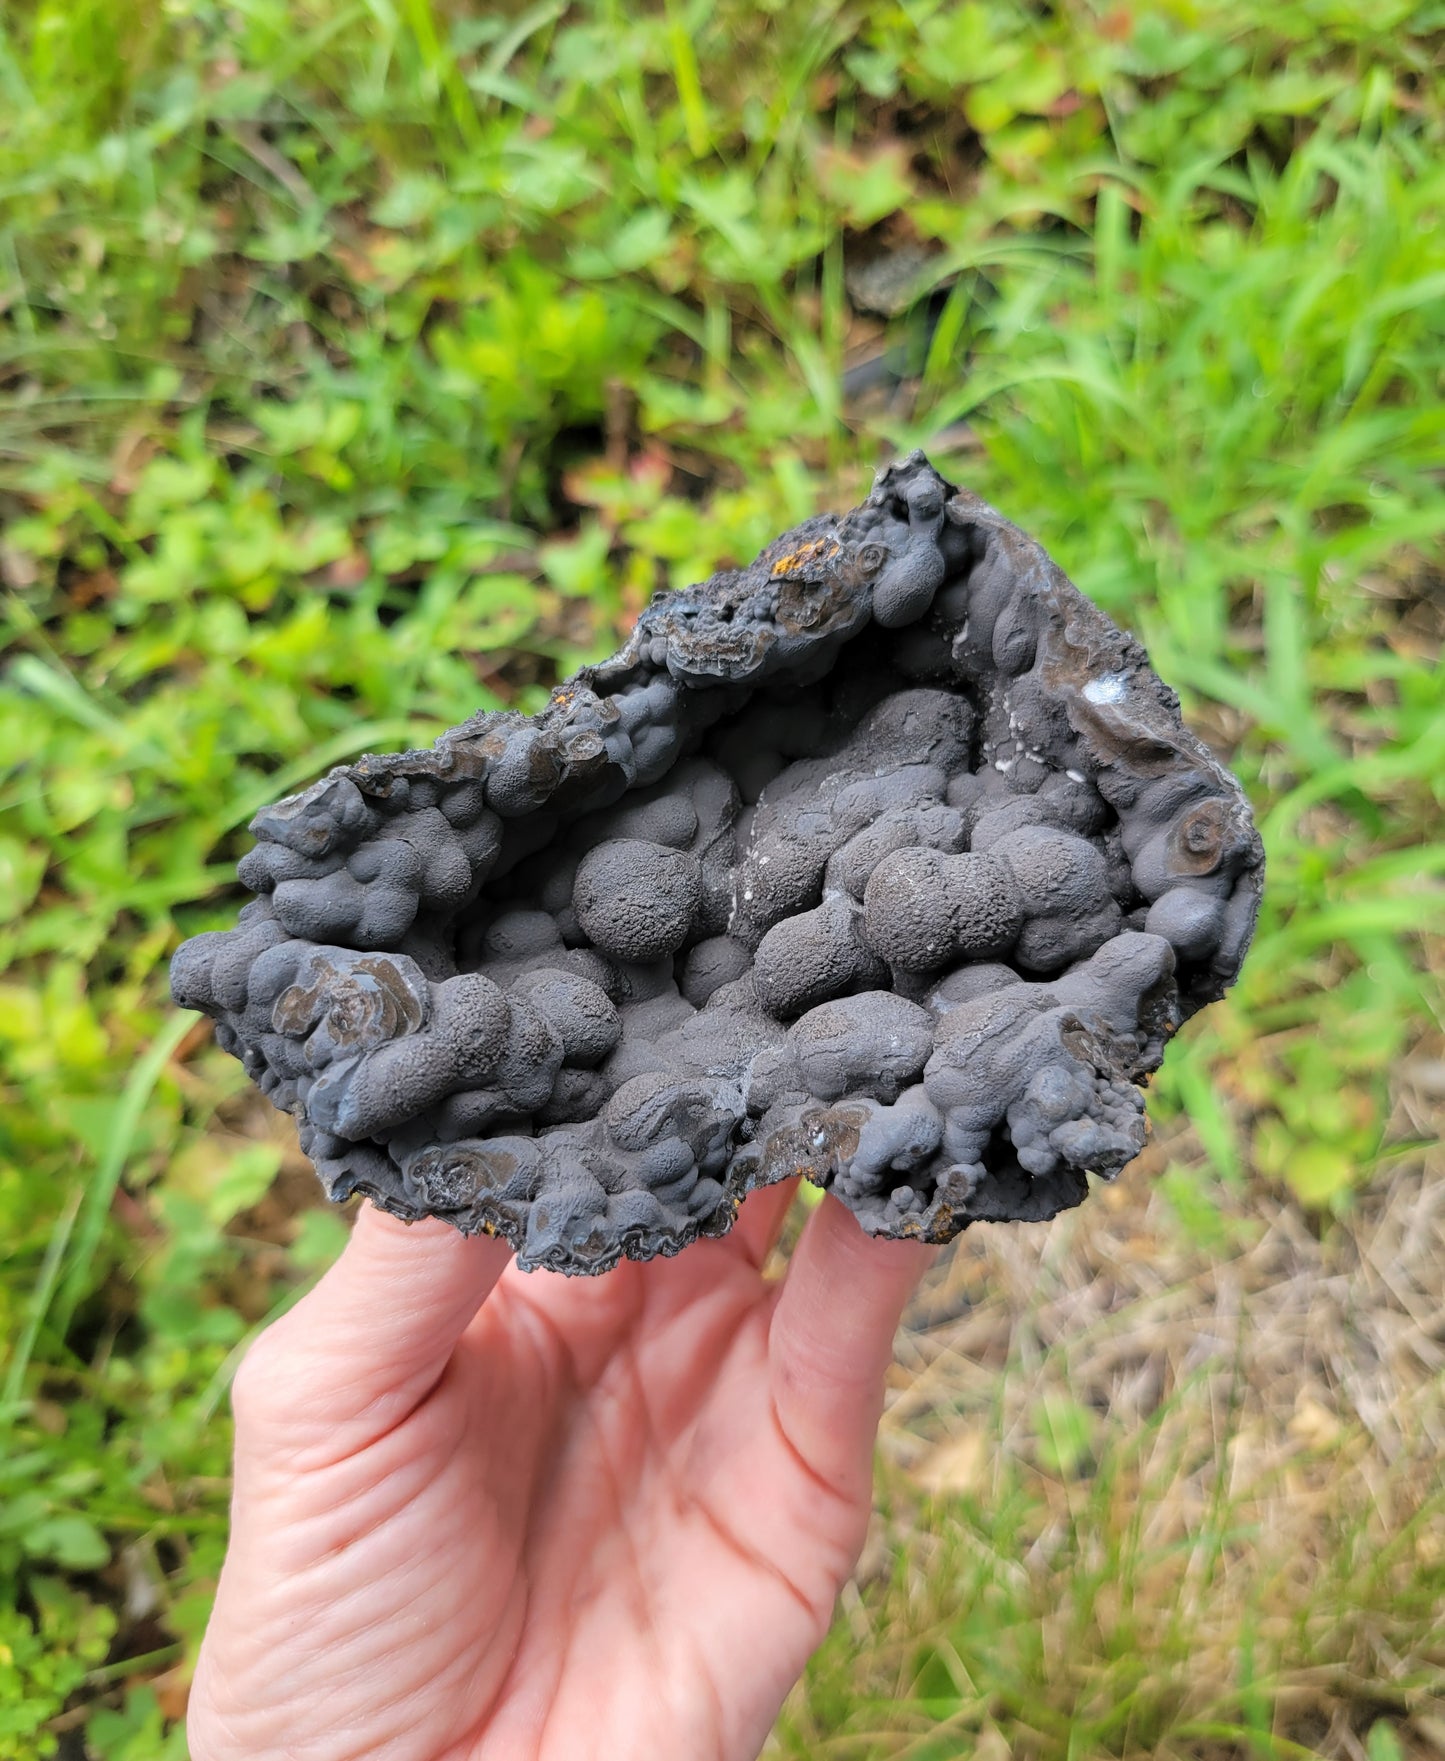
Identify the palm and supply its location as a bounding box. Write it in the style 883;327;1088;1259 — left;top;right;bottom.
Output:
188;1187;931;1761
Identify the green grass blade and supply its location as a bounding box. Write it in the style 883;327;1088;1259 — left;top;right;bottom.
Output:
44;1012;195;1361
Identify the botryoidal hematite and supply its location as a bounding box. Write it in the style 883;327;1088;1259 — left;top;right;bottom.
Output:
171;454;1264;1274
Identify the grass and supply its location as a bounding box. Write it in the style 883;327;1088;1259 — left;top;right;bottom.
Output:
769;1122;1445;1759
0;0;1441;1753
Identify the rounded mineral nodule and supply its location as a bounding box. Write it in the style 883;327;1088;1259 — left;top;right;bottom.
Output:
171;452;1263;1274
573;839;703;964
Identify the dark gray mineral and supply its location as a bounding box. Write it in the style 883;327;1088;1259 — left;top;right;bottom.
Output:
171;454;1263;1274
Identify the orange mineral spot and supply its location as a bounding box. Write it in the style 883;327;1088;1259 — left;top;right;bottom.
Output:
771;538;835;577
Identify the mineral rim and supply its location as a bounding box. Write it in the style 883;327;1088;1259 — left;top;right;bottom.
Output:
171;453;1264;1274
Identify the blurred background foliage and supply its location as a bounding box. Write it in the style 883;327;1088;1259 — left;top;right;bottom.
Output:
0;0;1441;1753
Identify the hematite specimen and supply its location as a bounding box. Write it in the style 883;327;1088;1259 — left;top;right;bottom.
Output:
171;454;1263;1274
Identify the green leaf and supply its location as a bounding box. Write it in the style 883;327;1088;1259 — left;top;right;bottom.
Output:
207;1143;284;1227
1031;1394;1098;1477
24;1514;110;1572
1284;1143;1357;1208
0;837;46;923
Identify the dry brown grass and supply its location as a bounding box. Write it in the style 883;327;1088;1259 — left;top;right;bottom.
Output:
770;1073;1445;1760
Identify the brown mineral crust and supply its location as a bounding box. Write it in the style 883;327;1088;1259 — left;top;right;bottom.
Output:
170;453;1264;1275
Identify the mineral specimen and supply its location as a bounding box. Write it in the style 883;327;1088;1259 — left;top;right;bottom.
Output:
171;453;1263;1274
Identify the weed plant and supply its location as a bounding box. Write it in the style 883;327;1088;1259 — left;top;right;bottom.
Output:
0;0;1441;1754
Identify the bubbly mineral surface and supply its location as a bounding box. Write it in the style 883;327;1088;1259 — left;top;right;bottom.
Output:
171;454;1263;1273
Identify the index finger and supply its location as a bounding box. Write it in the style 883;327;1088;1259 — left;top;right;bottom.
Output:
231;1204;511;1461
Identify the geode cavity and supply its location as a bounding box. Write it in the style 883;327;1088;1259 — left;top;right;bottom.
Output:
171;454;1263;1274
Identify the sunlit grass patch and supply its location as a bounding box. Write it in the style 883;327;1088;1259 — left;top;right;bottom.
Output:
0;0;1442;1750
774;1150;1445;1759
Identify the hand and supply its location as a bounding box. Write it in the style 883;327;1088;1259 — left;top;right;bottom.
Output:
186;1182;933;1761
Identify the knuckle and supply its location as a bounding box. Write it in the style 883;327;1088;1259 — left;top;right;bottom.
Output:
227;1325;296;1428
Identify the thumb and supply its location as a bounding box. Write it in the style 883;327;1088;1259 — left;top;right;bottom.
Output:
232;1203;511;1459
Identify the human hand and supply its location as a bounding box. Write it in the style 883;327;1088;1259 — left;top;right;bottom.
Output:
186;1182;933;1761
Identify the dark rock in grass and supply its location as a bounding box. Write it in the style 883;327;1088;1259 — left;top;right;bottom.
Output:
171;453;1264;1274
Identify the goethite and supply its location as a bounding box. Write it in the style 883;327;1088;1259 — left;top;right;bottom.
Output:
171;453;1264;1274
